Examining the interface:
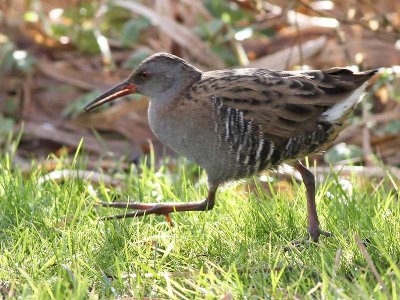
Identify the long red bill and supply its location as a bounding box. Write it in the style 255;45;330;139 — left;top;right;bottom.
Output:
84;82;136;111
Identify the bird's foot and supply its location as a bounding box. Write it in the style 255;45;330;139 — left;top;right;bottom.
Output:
97;198;213;221
308;227;332;243
285;228;332;250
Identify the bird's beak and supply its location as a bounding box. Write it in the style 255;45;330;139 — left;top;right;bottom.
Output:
84;81;137;111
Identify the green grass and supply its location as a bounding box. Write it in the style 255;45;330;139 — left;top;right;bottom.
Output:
0;145;399;299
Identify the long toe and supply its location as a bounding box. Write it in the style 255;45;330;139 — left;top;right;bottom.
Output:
309;228;332;242
102;210;148;220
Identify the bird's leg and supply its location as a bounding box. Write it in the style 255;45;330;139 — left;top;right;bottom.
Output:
99;188;217;221
294;162;331;242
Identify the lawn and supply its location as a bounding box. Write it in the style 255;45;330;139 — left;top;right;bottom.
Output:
0;141;399;299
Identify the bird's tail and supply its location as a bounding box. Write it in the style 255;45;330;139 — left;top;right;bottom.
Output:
321;69;378;122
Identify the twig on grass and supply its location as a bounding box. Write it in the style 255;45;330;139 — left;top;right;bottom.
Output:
333;248;342;277
38;169;122;187
354;234;391;299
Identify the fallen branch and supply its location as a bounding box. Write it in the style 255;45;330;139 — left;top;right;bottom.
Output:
248;36;326;69
114;0;225;69
338;108;400;143
37;60;95;90
38;169;122;187
277;164;400;183
354;234;391;300
19;121;139;156
333;248;342;277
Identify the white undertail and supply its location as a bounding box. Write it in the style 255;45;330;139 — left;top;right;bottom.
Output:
322;83;368;122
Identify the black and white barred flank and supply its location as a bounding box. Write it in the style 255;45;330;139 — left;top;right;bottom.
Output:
212;96;275;178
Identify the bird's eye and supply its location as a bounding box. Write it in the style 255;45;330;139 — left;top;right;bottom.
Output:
139;71;149;80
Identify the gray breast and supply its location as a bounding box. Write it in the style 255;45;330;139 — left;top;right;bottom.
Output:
148;99;231;181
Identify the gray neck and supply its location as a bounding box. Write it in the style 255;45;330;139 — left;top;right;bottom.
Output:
155;69;202;104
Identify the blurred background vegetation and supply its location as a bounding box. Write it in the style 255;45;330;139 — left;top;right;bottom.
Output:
0;0;400;176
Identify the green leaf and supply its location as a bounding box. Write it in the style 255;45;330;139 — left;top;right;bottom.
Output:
195;19;225;40
13;50;35;73
5;99;18;114
0;42;15;72
382;120;400;134
123;49;152;69
121;17;151;46
63;90;102;118
103;5;132;26
0;115;15;135
24;11;39;22
204;0;253;23
74;30;99;54
212;45;238;66
324;143;363;164
50;23;69;37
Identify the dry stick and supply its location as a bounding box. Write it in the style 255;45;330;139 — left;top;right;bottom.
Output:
307;282;322;296
281;165;400;183
264;0;298;70
362;123;374;166
362;94;374;166
335;28;353;65
297;0;400;40
114;0;224;68
22;74;33;118
354;234;391;299
360;0;400;36
333;248;342;277
38;169;122;187
294;11;305;67
37;60;94;90
338;108;400;142
220;291;233;300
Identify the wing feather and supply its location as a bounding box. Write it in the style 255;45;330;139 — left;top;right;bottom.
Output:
188;68;376;144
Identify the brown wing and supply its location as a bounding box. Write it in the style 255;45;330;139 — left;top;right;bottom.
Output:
193;67;377;144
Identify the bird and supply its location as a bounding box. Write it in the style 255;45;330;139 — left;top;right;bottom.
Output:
84;52;377;242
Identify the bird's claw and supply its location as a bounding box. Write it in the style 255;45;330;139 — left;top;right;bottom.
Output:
101;209;174;226
97;198;212;224
308;228;332;243
285;228;332;251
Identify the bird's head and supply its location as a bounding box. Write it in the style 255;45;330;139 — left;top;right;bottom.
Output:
84;53;202;111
